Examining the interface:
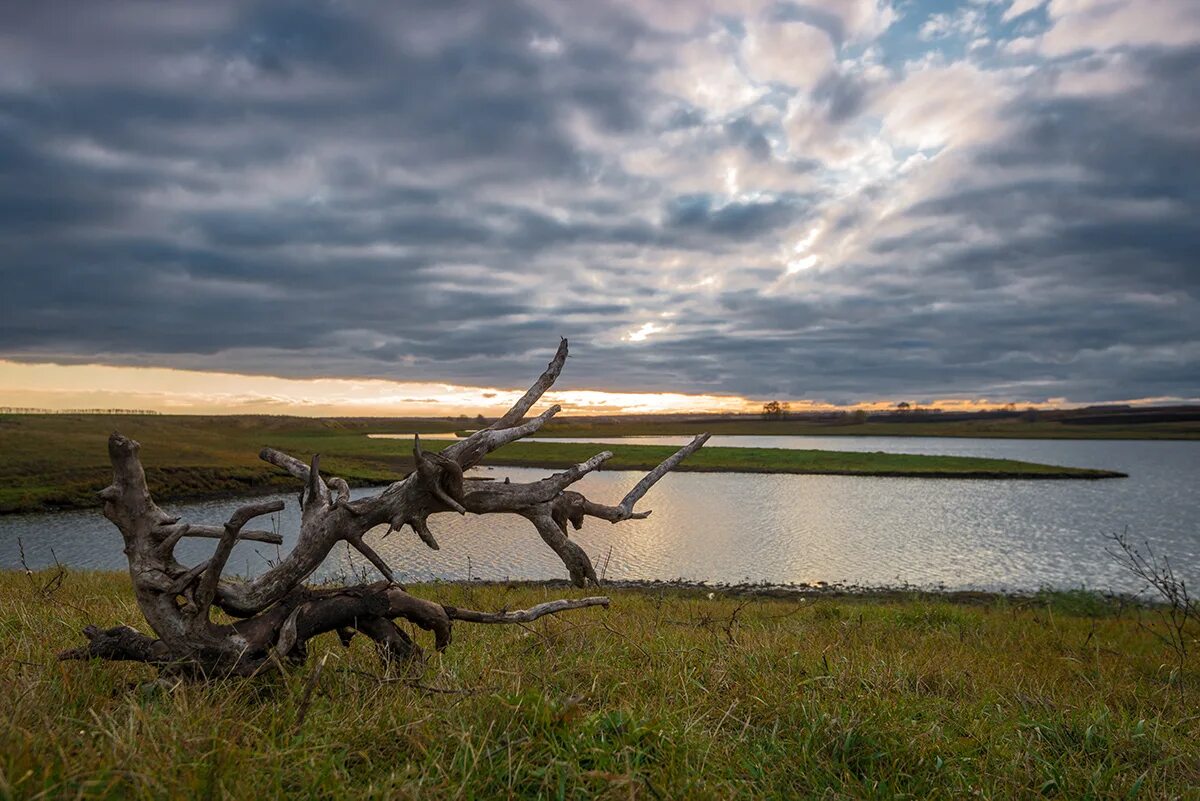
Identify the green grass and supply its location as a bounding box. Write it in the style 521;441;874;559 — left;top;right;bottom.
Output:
1;571;1197;799
470;441;1123;480
0;414;453;514
536;417;1200;440
0;414;1122;514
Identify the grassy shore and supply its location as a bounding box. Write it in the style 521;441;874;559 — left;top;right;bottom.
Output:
536;416;1200;440
471;441;1123;480
0;415;1123;514
1;571;1197;799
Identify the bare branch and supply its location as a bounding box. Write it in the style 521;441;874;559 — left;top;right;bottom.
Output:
461;451;614;514
293;653;328;732
535;435;710;525
194;499;284;616
306;454;329;509
157;523;283;549
167;561;208;595
526;509;599;586
227;499;288;533
346;533;397;584
440;404;561;468
578;499;651;523
434;339;568;470
614;433;709;519
409;517;440;550
414;435;466;513
547;450;614;490
58;625;172;665
489;337;568;430
445;596;610;624
260;447;310;481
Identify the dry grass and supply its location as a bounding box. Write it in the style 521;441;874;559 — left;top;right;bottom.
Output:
2;571;1198;799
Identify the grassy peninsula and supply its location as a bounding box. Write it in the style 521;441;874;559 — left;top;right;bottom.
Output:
467;440;1123;480
0;414;1124;514
2;571;1197;799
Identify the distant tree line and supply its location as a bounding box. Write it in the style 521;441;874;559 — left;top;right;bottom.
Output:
761;401;791;420
0;407;162;415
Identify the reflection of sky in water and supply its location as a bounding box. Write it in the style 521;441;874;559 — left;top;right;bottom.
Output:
4;438;1197;593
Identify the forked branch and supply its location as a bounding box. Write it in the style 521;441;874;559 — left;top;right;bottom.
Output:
59;340;707;679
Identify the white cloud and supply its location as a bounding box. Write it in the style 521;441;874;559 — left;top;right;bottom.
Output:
919;7;988;41
1001;36;1039;54
830;0;900;43
876;61;1014;151
528;34;563;56
623;322;669;342
1002;0;1046;23
657;32;765;116
1041;0;1200;55
741;19;836;90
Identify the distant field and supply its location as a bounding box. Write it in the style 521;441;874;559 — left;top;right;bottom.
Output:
0;414;1124;514
2;572;1197;799
536;416;1200;440
0;414;453;514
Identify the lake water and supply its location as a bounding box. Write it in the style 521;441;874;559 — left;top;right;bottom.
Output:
3;436;1197;593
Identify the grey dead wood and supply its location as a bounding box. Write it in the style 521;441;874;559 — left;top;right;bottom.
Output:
58;340;707;677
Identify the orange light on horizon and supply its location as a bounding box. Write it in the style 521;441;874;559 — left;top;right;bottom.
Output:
0;360;759;417
0;360;1188;417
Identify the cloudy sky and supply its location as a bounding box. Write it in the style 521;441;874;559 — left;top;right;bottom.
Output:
1;0;1198;414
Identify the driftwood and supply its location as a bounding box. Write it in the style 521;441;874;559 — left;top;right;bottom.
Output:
59;340;708;677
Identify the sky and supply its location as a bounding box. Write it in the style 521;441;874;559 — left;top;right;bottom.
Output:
1;0;1198;416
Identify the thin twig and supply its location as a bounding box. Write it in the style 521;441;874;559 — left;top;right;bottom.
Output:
293;653;328;733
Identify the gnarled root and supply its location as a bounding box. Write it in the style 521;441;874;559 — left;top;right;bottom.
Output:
59;340;702;680
60;584;610;677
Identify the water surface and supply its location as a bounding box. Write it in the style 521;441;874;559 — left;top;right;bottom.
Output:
4;437;1196;593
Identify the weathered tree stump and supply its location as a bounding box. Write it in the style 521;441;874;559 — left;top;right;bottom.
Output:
58;340;708;678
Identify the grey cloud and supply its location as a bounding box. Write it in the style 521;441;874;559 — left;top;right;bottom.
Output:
723;116;774;160
0;2;1197;404
664;194;808;240
768;2;851;48
812;71;870;123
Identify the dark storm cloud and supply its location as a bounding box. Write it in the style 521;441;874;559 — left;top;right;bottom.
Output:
0;0;660;379
0;1;1198;404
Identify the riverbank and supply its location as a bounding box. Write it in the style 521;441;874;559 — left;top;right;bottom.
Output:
473;440;1125;480
535;416;1200;440
2;570;1195;798
0;415;1124;514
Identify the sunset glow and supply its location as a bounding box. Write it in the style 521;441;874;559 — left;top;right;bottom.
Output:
0;361;1186;418
0;360;756;417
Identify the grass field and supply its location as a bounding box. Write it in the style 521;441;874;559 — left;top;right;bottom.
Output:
467;441;1123;480
536;416;1200;440
1;571;1196;799
0;415;1123;514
